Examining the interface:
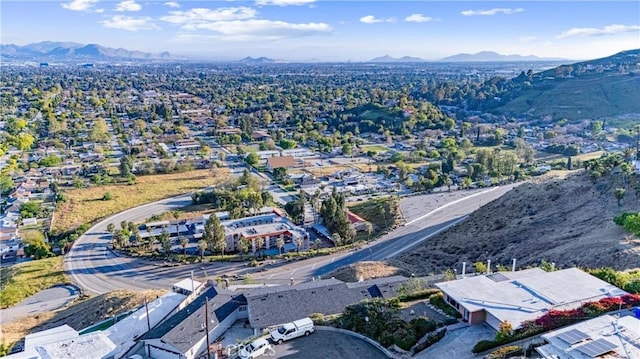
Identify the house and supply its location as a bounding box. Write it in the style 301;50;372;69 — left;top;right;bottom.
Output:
435;268;627;331
251;130;272;141
244;276;408;331
346;209;369;231
266;156;296;171
5;325;116;359
536;314;640;359
139;287;248;359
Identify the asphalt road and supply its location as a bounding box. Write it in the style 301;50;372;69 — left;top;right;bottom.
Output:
270;329;388;359
0;285;79;324
65;183;519;294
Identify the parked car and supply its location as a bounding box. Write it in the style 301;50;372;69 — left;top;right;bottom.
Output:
239;337;272;359
270;317;314;344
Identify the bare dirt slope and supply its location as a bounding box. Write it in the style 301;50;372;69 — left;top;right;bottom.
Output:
1;289;165;352
328;261;409;282
390;170;640;276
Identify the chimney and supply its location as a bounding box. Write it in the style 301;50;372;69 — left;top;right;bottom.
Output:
512;258;517;272
462;262;467;278
487;259;491;274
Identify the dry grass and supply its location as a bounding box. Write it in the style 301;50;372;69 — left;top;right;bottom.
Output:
1;289;166;351
53;168;228;232
304;165;352;177
0;257;67;309
329;262;408;282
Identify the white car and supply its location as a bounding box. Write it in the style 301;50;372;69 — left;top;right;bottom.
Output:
239;337;272;359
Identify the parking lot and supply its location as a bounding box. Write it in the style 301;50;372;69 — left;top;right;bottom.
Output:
269;329;388;359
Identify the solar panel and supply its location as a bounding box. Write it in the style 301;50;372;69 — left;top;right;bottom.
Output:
575;338;618;358
556;329;591;345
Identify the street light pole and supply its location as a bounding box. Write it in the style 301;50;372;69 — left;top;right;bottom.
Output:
365;316;369;337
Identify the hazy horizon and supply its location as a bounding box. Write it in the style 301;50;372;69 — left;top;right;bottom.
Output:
2;0;639;62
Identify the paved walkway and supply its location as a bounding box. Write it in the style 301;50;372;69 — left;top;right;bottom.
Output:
414;323;495;359
0;285;80;324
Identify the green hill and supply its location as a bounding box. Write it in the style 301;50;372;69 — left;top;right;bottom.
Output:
493;49;640;121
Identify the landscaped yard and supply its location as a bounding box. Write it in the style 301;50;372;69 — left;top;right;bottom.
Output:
52;168;229;232
0;256;67;309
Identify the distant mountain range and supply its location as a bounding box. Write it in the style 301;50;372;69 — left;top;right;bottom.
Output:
0;41;177;62
368;51;568;63
237;56;286;64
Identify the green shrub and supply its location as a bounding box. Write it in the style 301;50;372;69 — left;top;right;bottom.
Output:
487;345;522;359
413;328;447;354
473;340;498;353
102;192;113;201
429;293;462;318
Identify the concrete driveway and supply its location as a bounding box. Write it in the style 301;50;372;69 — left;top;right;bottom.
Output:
0;285;79;324
414;324;495;359
270;328;389;359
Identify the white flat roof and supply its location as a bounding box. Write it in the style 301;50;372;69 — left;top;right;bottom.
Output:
436;268;627;329
537;315;640;359
173;278;202;293
35;333;116;359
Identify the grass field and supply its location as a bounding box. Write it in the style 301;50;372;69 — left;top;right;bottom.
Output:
304;165;352;177
53;168;229;232
360;145;390;153
0;257;67;309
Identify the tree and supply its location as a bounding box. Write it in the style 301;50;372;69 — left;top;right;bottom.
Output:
244;152;260;167
160;231;171;257
255;236;265;257
204;215;226;257
615;188;626;206
314;238;322;252
90;118;110;143
272;167;288;182
332;233;342;247
276;237;285;256
119;156;133;177
198;239;208;259
20;201;41;218
107;223;115;234
342;143;352;156
295;237;303;253
13;132;35;151
180;236;188;255
364;222;373;242
23;231;52;259
238;238;249;259
0;175;14;194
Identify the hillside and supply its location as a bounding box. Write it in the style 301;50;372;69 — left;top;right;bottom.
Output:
1;290;165;353
0;41;176;62
390;168;640;275
490;49;640;120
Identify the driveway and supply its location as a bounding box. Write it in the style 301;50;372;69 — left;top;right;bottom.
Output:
270;328;388;359
0;285;80;324
414;324;495;359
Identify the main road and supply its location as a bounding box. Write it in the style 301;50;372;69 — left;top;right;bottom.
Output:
64;184;519;294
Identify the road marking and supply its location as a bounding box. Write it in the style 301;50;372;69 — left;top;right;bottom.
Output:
404;187;499;227
383;216;468;259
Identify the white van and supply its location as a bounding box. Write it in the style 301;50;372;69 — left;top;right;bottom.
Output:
239;337;272;359
270;317;314;344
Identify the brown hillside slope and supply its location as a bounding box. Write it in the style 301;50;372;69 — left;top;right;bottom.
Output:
390;171;640;275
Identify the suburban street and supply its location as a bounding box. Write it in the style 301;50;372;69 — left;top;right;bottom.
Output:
64;183;520;294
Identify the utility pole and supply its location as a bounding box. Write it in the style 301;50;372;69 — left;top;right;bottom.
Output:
205;297;211;359
144;297;151;331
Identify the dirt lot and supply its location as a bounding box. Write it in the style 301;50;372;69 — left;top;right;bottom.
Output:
390;170;640;275
329;261;409;282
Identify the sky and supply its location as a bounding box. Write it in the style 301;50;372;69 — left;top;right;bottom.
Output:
1;0;639;61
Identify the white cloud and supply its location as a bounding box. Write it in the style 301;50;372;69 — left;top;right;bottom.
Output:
61;0;98;11
163;1;180;8
461;8;524;16
558;24;640;38
161;7;256;25
256;0;315;6
115;0;142;12
360;15;395;24
101;15;160;31
95;8;105;13
182;19;331;41
405;14;432;23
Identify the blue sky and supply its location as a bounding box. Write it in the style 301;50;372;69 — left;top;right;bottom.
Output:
1;1;639;61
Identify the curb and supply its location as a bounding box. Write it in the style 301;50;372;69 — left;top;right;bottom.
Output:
315;326;394;358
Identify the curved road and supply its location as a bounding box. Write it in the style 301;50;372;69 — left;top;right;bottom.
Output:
65;184;520;294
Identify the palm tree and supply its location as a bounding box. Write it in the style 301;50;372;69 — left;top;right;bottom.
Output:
295;237;303;253
172;211;181;237
180;236;188;255
314;238;322;252
255;236;265;258
160;231;171;257
198;239;207;259
364;222;373;243
276;238;285;257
